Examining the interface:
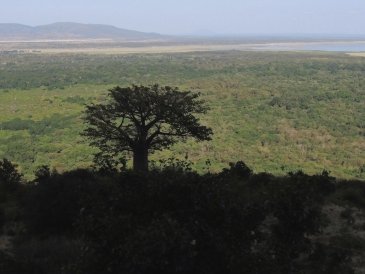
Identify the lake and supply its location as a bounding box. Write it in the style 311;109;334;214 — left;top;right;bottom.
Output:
252;41;365;52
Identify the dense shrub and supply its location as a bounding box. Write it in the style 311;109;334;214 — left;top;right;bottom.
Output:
0;208;5;233
13;236;82;274
0;251;42;274
69;164;338;273
0;158;23;188
11;162;358;273
304;243;354;274
333;180;365;208
22;169;96;236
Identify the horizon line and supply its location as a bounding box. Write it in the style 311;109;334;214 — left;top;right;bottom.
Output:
1;22;365;38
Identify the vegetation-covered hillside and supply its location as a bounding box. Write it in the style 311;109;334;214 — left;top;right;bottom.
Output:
0;51;364;179
0;22;164;40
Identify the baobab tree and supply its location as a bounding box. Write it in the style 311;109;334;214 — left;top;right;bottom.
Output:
83;84;213;172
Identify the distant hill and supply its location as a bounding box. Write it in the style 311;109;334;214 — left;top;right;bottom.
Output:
0;22;165;41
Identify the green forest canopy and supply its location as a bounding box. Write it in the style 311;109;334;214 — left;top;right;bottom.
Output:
0;51;364;179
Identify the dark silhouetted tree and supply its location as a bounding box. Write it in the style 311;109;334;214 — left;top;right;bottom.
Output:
0;158;22;187
83;84;212;172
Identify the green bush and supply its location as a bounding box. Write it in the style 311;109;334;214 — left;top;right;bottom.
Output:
0;250;42;274
0;159;22;184
22;169;96;236
13;236;82;274
9;163;358;273
71;164;336;273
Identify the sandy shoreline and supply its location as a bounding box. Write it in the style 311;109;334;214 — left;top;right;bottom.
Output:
1;39;365;54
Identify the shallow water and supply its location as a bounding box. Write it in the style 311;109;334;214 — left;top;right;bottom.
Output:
254;41;365;52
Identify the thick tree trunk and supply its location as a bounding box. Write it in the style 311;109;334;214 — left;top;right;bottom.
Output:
133;146;149;172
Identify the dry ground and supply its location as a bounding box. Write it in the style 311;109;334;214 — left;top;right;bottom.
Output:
1;39;365;55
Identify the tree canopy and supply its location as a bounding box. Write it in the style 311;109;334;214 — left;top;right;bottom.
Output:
83;84;213;171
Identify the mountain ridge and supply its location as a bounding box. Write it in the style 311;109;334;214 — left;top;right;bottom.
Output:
0;22;165;41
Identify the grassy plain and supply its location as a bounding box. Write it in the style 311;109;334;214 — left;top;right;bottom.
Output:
0;50;364;179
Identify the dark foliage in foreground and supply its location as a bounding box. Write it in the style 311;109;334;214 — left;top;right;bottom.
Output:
0;160;359;273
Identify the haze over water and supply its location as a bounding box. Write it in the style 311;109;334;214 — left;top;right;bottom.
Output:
256;41;365;52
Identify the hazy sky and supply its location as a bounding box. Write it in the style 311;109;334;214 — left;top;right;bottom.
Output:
1;0;365;35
